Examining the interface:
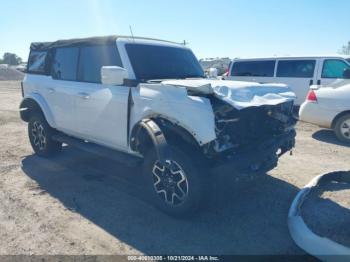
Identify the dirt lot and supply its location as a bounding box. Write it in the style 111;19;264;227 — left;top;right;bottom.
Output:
0;80;349;255
0;68;24;81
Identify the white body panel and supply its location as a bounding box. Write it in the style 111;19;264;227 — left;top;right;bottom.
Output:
299;84;350;128
22;75;57;128
130;83;216;145
45;79;81;134
23;75;130;149
23;78;216;150
23;74;77;130
72;81;130;150
226;56;350;106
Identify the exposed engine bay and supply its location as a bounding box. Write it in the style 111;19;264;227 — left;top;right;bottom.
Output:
204;97;297;158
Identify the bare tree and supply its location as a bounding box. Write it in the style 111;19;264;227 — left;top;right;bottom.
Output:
340;41;350;55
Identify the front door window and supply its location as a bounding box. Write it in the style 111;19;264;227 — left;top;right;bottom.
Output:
322;59;350;79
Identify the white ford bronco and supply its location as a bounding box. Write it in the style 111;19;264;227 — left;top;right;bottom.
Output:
20;36;297;216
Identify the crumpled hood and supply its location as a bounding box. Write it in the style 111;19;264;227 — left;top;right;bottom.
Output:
162;79;296;110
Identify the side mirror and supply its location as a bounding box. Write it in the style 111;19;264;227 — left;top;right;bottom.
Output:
208;67;218;78
101;66;128;85
343;68;350;79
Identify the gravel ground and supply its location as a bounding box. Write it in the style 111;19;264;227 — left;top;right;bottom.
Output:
0;80;349;255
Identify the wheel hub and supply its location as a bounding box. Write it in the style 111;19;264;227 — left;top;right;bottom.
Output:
152;160;189;206
340;119;350;139
31;121;47;150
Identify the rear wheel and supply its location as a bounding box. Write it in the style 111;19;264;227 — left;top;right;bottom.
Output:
334;114;350;143
143;146;207;217
28;113;62;157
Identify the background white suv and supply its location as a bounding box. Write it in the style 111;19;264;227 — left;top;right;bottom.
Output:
225;56;350;106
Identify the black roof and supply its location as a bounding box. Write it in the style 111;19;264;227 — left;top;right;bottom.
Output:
30;35;179;51
30;35;118;51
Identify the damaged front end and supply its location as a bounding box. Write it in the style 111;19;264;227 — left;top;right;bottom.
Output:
205;97;297;174
160;79;297;174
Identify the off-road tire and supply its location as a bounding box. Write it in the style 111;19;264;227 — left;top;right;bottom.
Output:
334;114;350;144
28;113;62;157
143;146;208;217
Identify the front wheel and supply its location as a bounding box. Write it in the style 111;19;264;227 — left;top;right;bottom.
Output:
334;114;350;143
28;113;62;157
143;146;207;217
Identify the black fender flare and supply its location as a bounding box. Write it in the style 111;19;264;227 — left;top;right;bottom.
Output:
19;98;43;122
132;118;172;165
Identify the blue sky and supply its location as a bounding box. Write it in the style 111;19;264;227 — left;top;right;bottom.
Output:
1;0;349;61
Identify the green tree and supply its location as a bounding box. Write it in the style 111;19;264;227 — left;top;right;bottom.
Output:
2;53;22;65
340;41;350;55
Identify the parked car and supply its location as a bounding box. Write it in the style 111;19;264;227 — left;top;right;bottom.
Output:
15;63;27;72
225;56;350;106
299;82;350;143
20;35;297;216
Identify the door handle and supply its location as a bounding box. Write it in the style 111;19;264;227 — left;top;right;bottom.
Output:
48;88;55;93
78;92;90;100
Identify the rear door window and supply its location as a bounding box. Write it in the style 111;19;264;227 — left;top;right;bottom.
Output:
321;59;350;79
276;60;316;78
78;45;123;83
28;51;47;74
52;47;79;81
231;60;275;77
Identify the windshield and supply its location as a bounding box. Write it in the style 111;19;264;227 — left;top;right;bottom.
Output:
347;58;350;64
125;44;204;80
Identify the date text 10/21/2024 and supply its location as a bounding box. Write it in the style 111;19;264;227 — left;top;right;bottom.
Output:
127;256;220;261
